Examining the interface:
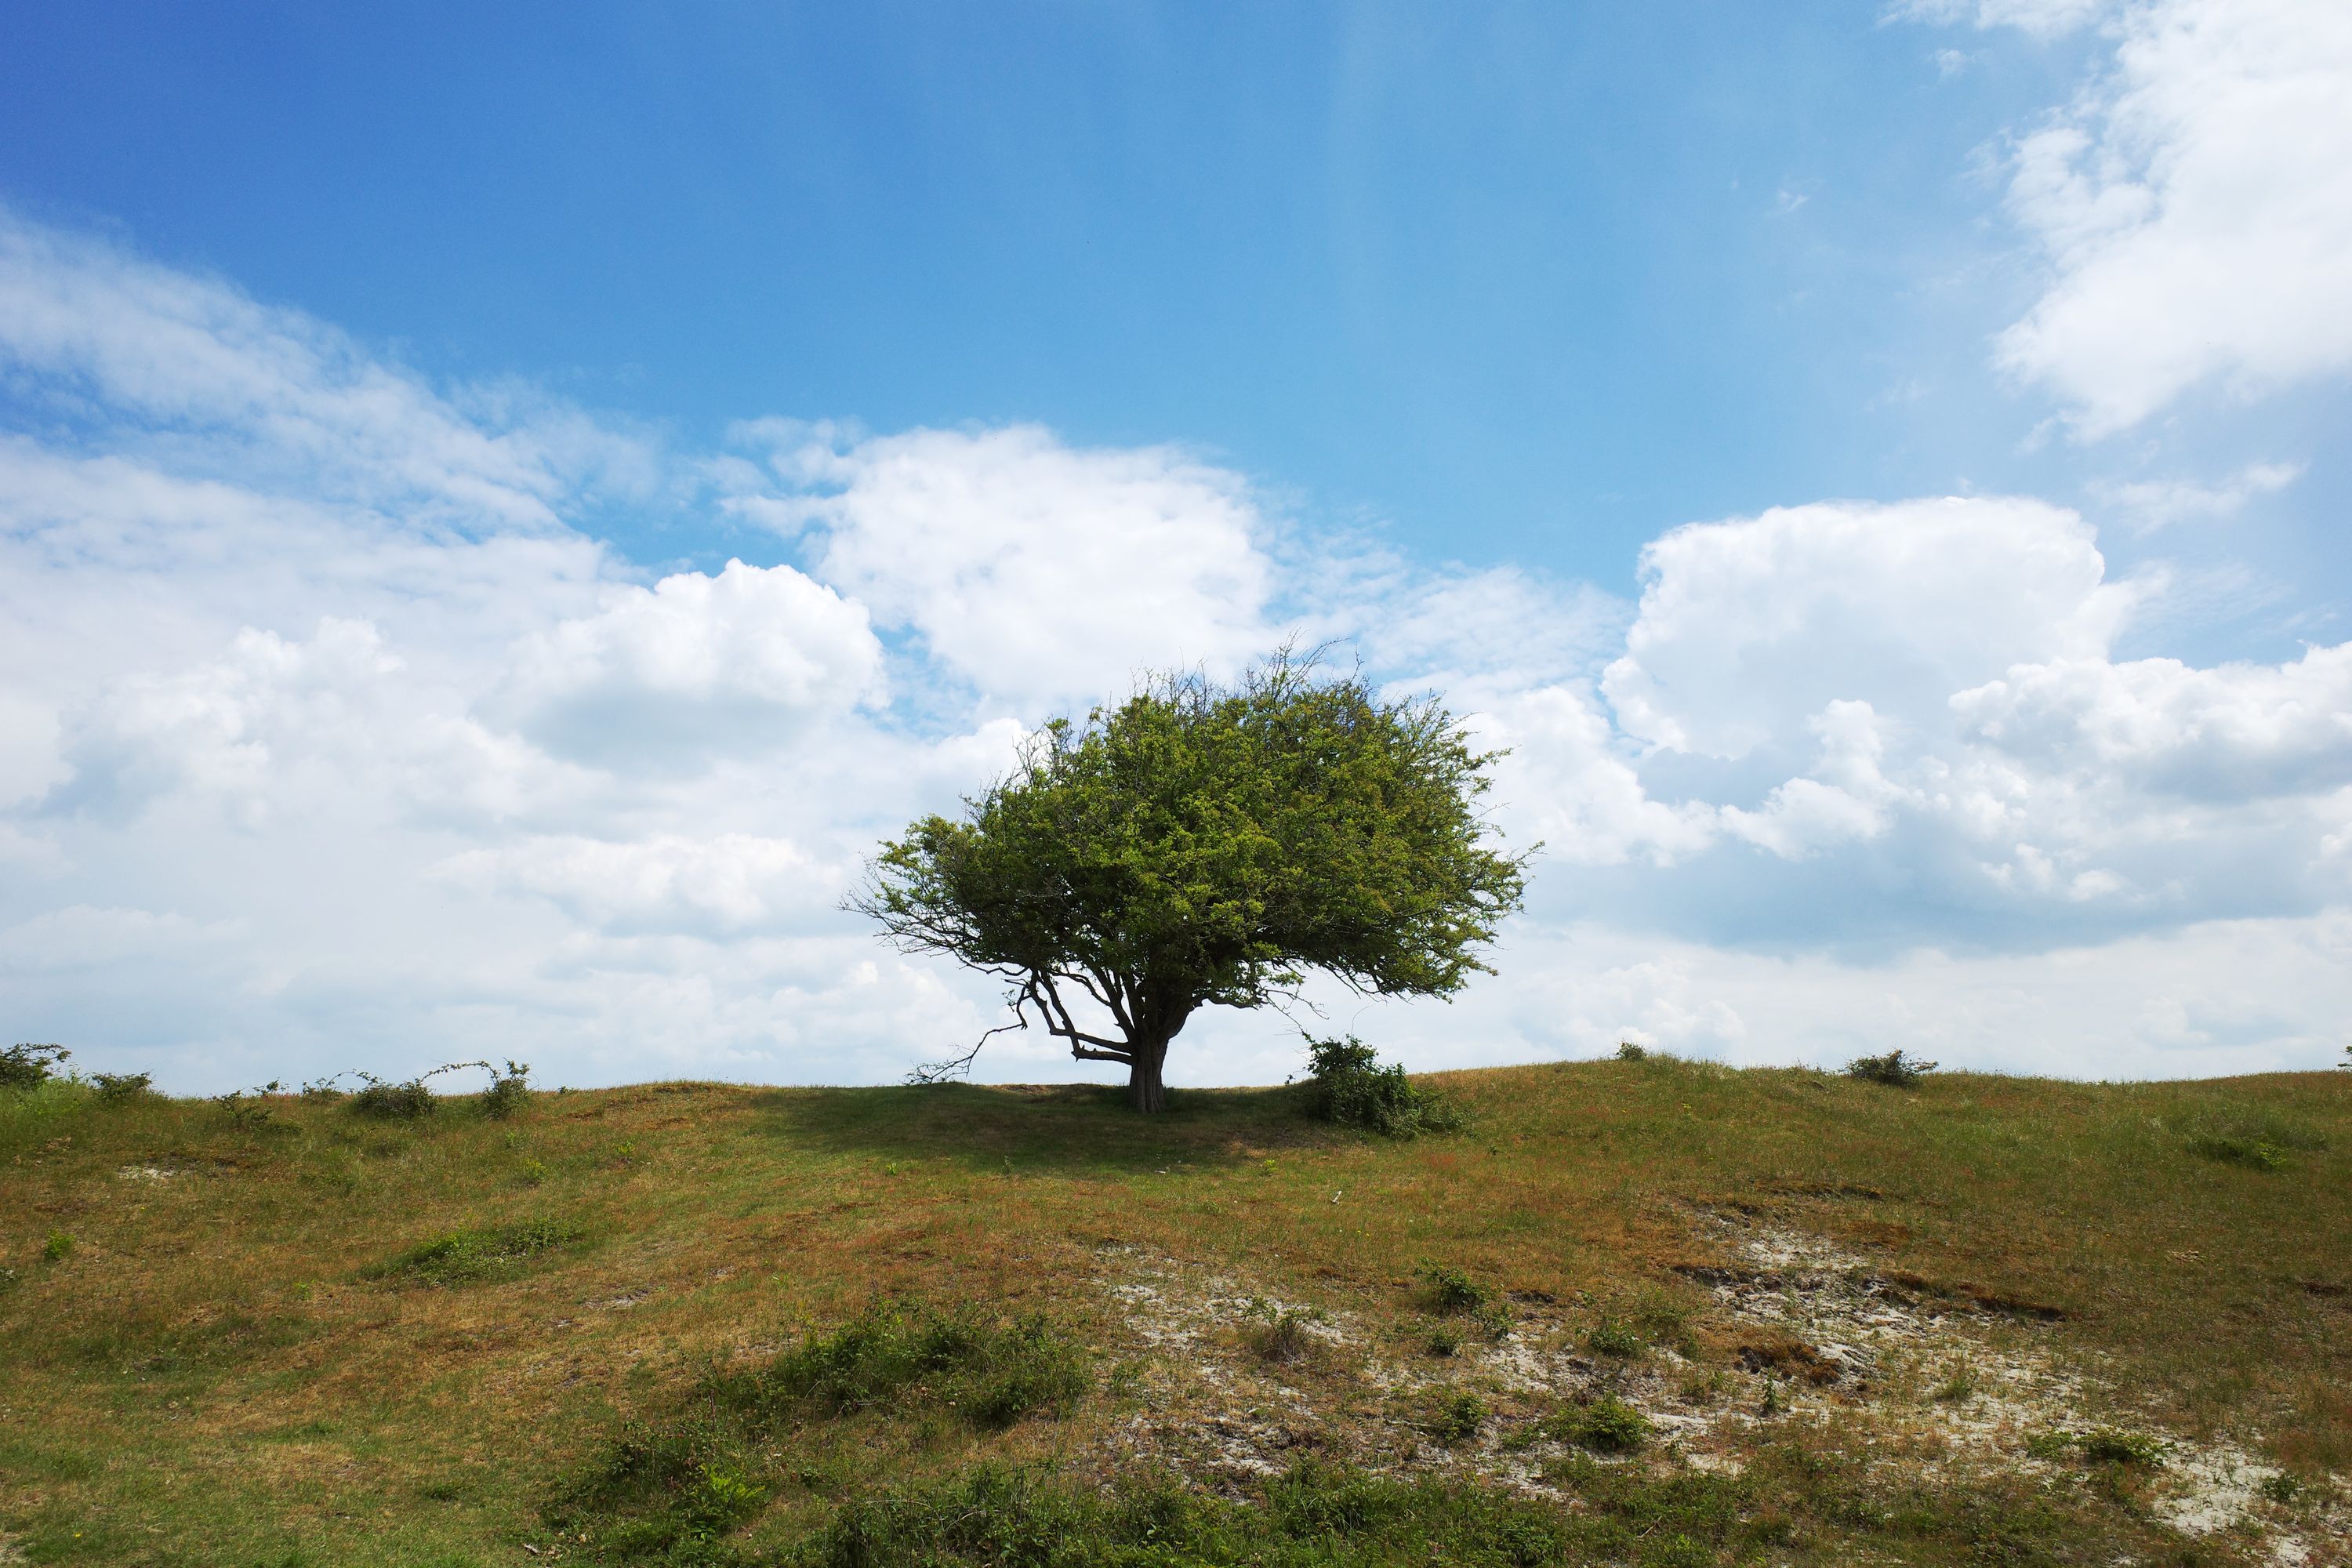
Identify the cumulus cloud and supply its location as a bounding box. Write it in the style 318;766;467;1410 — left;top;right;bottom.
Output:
1599;496;2132;757
433;833;846;935
725;422;1277;713
494;561;884;769
1912;0;2352;432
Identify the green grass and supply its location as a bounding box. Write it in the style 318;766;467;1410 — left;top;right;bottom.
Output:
1;1058;2346;1564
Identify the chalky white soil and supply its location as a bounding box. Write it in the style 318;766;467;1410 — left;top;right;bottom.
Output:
1093;1213;2345;1565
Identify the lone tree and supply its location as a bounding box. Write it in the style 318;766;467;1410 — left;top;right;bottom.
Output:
855;652;1529;1112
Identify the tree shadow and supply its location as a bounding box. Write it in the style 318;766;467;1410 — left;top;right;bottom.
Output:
750;1080;1323;1176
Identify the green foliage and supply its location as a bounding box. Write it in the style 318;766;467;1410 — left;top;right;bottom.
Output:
43;1229;73;1262
2027;1428;2166;1467
1584;1316;1645;1358
858;652;1529;1109
2076;1428;2166;1466
2182;1106;2325;1172
1242;1298;1318;1366
2258;1472;2302;1504
1429;1391;1488;1446
91;1072;153;1103
1303;1035;1461;1138
368;1218;584;1287
1613;1041;1647;1062
727;1300;1090;1431
1523;1396;1650;1454
481;1060;533;1120
1420;1263;1495;1316
2190;1134;2288;1171
803;1460;1583;1568
2;1043;69;1091
1844;1050;1936;1087
551;1302;1093;1557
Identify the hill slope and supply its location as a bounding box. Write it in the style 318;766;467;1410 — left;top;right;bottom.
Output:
3;1058;2348;1565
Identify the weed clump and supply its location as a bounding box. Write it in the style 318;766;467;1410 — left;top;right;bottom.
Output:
1514;1395;1650;1454
1845;1050;1936;1087
551;1301;1092;1555
1302;1035;1461;1138
750;1300;1089;1429
2;1043;69;1091
368;1218;584;1287
2190;1134;2288;1171
1430;1390;1488;1446
2028;1428;2167;1467
1242;1298;1319;1367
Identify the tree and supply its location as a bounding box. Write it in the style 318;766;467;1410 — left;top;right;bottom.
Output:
854;652;1530;1112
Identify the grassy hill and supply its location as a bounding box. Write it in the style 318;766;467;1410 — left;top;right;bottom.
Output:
3;1055;2347;1566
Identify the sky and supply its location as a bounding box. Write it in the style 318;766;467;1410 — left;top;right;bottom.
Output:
1;0;2348;1093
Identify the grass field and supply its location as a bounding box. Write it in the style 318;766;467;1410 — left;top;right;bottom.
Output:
3;1054;2347;1566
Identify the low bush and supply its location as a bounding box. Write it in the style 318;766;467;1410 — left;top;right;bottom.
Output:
1614;1041;1647;1062
1585;1317;1645;1359
2;1043;69;1091
1845;1050;1936;1087
1520;1395;1650;1454
368;1218;584;1287
1430;1391;1488;1446
1302;1035;1461;1138
480;1059;532;1120
550;1301;1093;1555
92;1072;154;1104
1421;1263;1495;1316
1243;1299;1318;1367
2190;1134;2288;1172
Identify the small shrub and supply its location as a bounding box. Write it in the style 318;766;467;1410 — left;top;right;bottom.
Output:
91;1072;153;1104
1426;1325;1461;1357
1302;1035;1461;1138
1845;1050;1936;1087
2258;1473;2301;1504
212;1082;284;1128
518;1157;550;1186
1570;1396;1650;1454
368;1218;583;1287
2;1044;71;1091
1614;1041;1647;1062
350;1076;437;1120
43;1229;73;1262
1421;1263;1494;1316
752;1300;1089;1431
1429;1391;1487;1446
2077;1428;2165;1467
1586;1316;1645;1358
1932;1369;1977;1403
1243;1299;1317;1366
2190;1134;2288;1171
480;1060;532;1120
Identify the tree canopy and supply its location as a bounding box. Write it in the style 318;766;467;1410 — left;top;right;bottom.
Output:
855;653;1530;1111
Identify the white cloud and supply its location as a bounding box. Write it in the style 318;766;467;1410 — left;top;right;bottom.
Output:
728;422;1277;713
1893;1;2111;42
1923;0;2352;432
433;833;846;935
2091;460;2303;532
495;560;884;769
1600;496;2132;757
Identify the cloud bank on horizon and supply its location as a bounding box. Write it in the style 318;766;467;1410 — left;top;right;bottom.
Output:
2;0;2349;1090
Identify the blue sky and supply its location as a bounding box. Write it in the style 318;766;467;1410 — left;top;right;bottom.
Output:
2;1;2347;1090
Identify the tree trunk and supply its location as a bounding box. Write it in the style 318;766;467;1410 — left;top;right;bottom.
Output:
1127;1036;1171;1113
